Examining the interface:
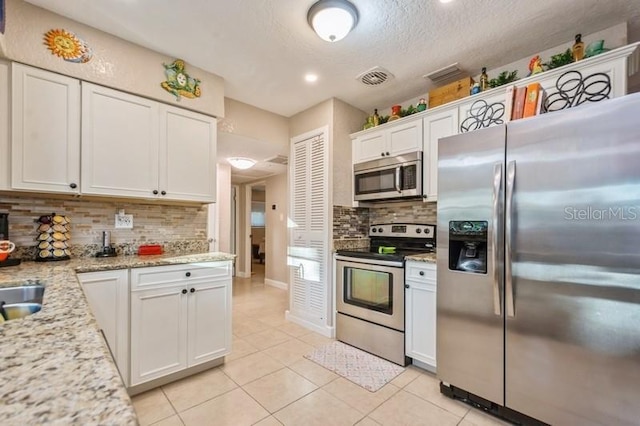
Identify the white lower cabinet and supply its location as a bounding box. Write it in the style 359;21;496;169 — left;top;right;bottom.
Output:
405;261;437;370
77;269;130;386
129;261;232;386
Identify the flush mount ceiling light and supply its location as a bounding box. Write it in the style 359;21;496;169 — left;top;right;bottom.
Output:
227;157;257;170
307;0;359;42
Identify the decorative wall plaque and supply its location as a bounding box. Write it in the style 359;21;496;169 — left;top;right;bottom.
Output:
43;29;93;63
161;59;202;101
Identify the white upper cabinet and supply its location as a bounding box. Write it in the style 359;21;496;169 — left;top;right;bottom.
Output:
159;105;217;202
353;118;423;164
82;83;217;202
81;83;159;199
422;107;459;201
11;63;81;194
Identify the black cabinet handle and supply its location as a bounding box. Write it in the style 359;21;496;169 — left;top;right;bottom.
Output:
69;183;77;189
190;288;195;293
419;271;425;276
153;190;158;195
405;284;410;289
181;289;187;294
185;272;191;277
385;151;390;156
381;152;385;157
161;190;166;196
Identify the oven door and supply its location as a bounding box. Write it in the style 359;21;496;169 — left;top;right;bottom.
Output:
335;257;405;331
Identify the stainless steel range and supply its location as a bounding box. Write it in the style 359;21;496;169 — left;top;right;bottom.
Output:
335;223;436;366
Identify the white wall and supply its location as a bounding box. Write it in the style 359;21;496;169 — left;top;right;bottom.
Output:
1;0;224;117
216;163;232;252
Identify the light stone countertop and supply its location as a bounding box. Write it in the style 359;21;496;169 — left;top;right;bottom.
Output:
405;252;437;263
0;251;235;425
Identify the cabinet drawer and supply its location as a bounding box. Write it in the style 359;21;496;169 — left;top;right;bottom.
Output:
405;262;436;282
131;262;231;290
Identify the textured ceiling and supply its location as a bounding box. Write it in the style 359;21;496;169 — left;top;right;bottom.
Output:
24;0;640;119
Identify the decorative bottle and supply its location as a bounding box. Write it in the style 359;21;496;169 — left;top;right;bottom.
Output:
479;67;489;91
373;109;380;126
572;34;585;62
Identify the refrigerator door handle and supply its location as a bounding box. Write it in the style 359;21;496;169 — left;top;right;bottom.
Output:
492;162;502;316
505;160;516;317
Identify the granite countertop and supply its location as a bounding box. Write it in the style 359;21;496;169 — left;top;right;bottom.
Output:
405;252;437;263
0;252;235;425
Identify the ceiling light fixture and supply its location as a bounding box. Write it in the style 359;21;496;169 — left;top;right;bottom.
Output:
305;73;319;83
227;157;257;170
307;0;359;43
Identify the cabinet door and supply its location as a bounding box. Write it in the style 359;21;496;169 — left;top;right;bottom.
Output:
159;105;217;202
187;279;231;366
353;131;385;163
405;262;437;369
11;63;80;193
387;119;423;156
0;60;9;190
130;286;188;386
78;269;130;386
423;108;459;201
81;83;159;198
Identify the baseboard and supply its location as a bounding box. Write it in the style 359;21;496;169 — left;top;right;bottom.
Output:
411;358;436;374
285;310;334;337
237;271;251;278
265;278;288;290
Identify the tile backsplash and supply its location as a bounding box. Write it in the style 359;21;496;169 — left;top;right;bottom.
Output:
0;194;209;259
333;202;437;240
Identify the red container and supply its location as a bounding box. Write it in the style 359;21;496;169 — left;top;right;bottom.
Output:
138;244;163;256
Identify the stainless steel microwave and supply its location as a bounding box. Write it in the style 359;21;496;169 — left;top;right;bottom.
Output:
354;151;422;202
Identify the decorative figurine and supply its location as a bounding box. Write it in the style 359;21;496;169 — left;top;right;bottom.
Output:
363;115;375;130
417;98;427;112
528;55;544;76
389;105;402;121
471;82;481;95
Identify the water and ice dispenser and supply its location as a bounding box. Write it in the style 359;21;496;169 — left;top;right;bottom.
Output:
449;221;488;274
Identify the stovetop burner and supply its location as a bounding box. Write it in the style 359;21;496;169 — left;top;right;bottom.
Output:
336;223;436;263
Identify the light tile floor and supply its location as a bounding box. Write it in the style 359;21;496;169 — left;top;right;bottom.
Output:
132;264;512;426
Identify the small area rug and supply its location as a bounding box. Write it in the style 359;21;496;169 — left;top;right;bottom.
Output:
304;341;404;392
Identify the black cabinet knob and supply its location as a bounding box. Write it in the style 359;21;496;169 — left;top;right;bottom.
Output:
69;183;77;189
161;190;166;195
181;289;187;294
381;152;385;157
190;288;195;293
185;272;191;277
153;190;159;195
385;152;390;156
405;284;410;289
419;271;425;276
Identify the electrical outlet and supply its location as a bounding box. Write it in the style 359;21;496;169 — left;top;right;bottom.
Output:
115;214;133;229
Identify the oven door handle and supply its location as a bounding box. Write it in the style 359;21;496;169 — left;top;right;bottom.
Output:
395;166;402;193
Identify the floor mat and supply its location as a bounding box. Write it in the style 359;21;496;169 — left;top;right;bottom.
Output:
304;341;405;392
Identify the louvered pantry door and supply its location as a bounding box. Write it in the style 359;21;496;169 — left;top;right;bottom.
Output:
289;130;329;329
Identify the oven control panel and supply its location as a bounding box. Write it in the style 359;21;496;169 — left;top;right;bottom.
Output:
370;223;435;239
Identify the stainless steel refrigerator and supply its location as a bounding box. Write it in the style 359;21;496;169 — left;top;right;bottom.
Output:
436;93;640;426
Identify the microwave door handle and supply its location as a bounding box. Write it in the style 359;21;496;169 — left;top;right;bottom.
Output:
395;166;402;193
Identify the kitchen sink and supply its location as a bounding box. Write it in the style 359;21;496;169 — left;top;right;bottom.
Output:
0;284;45;321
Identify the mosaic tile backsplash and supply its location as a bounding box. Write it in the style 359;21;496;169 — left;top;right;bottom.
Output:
332;202;437;240
0;194;209;259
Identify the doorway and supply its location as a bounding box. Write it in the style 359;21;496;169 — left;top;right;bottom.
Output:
243;181;267;277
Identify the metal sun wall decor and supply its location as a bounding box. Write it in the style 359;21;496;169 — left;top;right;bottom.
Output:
460;99;506;133
43;29;93;63
161;59;202;101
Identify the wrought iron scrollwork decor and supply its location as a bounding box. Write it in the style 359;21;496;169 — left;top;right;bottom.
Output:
544;70;611;112
459;100;505;133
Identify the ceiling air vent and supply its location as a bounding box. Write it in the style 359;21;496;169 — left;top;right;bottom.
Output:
356;66;394;86
423;63;465;85
265;155;288;165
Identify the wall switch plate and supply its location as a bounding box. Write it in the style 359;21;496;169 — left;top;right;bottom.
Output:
115;214;133;229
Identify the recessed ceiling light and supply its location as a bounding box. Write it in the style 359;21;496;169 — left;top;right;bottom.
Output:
439;0;454;3
305;73;319;83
